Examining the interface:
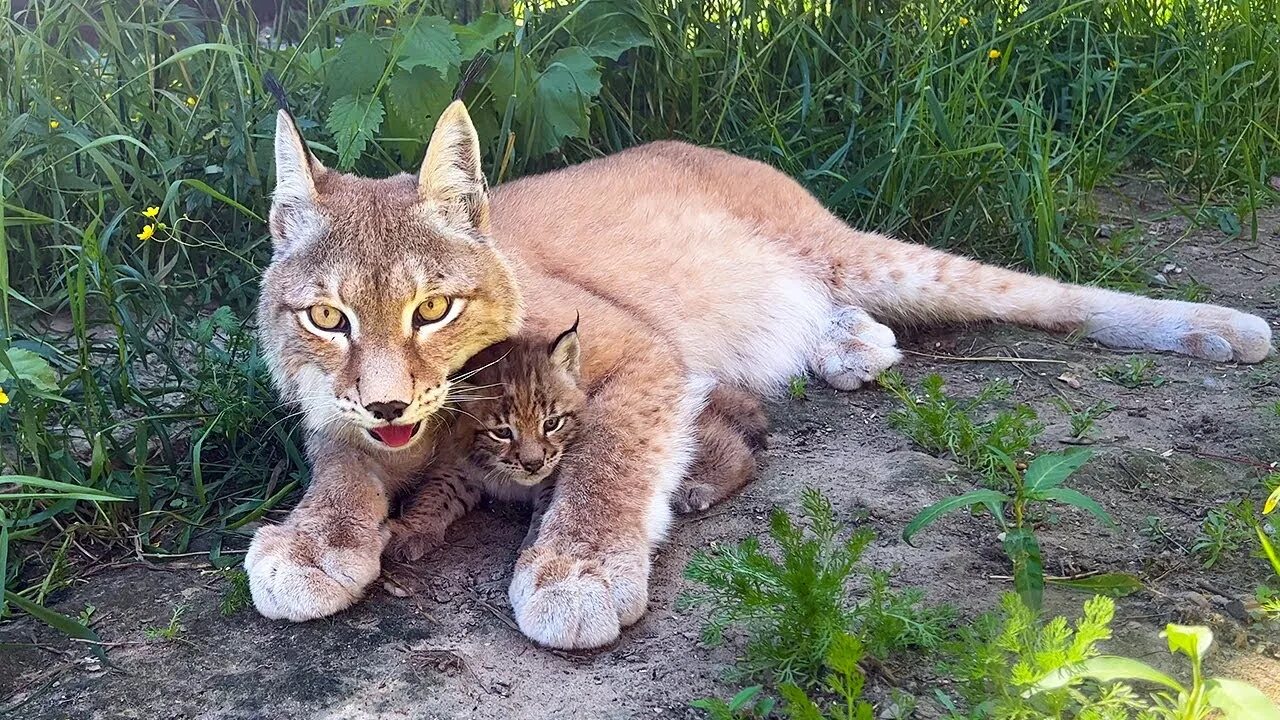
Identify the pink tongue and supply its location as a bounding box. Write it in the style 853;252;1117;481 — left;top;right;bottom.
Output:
372;424;416;448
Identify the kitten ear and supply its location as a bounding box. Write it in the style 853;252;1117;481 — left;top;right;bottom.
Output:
418;100;490;234
548;314;581;378
269;109;327;258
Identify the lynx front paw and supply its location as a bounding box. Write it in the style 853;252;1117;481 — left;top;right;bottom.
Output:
508;547;649;650
244;521;385;622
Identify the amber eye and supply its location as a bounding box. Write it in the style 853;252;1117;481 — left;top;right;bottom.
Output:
415;295;452;325
307;304;349;333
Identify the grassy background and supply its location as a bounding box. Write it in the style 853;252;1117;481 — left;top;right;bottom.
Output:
0;0;1277;620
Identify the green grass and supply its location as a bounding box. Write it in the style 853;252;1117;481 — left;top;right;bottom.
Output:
1;0;1278;627
1098;357;1166;388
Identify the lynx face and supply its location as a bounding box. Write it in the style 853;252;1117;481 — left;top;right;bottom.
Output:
465;324;585;486
258;104;521;452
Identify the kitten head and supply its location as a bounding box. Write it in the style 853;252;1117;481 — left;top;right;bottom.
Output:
465;322;585;486
257;102;521;453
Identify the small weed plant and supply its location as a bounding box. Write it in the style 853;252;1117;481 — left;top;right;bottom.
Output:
943;594;1280;720
879;372;1042;481
1052;398;1116;441
144;603;187;643
1099;358;1166;389
682;489;952;687
1191;499;1255;569
883;373;1118;610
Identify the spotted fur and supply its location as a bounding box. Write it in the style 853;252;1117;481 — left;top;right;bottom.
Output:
245;100;1271;644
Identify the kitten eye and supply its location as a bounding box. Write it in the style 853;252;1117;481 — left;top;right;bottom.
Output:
307;304;349;333
543;415;566;433
487;426;513;441
415;295;452;326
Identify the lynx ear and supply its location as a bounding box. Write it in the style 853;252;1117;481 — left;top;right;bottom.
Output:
548;315;581;378
269;109;327;258
418;101;490;234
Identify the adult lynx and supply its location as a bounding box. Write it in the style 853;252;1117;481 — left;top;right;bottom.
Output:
245;101;1271;649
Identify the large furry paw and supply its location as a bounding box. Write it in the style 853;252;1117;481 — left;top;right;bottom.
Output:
244;521;385;622
508;546;649;650
1087;301;1272;364
808;306;903;390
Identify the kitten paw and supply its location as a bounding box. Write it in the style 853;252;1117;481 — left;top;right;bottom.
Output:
673;483;716;514
383;519;444;563
508;546;648;649
244;521;384;622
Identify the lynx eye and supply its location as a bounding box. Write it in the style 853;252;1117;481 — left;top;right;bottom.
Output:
307;304;349;333
543;415;566;434
487;426;513;442
415;295;452;325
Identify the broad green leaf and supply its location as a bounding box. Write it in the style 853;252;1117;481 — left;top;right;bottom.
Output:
4;590;107;661
1047;572;1143;597
326;95;386;169
576;20;653;60
1161;624;1213;661
1206;678;1280;720
902;489;1009;544
398;16;460;76
0;348;59;392
454;13;515;60
1024;448;1093;492
1257;526;1280;576
530;48;602;156
1034;487;1116;527
568;0;653;60
727;685;764;711
1028;656;1183;695
0;474;126;501
1004;528;1044;611
326;32;387;98
386;65;456;135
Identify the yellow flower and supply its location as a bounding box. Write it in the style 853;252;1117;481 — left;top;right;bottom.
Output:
143;206;160;218
137;224;155;241
988;48;1002;59
49;120;60;130
0;388;9;405
186;96;197;107
959;16;969;26
1265;486;1280;515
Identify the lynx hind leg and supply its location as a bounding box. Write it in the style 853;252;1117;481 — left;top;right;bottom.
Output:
808;306;903;391
706;385;769;450
675;410;759;514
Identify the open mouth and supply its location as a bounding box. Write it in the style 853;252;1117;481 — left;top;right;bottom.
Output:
367;422;422;449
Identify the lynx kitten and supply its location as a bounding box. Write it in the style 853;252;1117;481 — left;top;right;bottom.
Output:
385;323;767;562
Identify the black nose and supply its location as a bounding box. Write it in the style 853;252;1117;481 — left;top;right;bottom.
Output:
365;400;407;421
521;459;544;472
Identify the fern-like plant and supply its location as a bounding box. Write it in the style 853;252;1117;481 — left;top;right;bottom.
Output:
682;489;951;687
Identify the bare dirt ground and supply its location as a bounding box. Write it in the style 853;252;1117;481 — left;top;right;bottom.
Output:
3;186;1279;719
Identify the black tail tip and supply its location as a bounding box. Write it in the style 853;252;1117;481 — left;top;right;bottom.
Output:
263;72;289;112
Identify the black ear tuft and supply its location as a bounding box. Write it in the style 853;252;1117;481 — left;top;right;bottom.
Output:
263;72;290;112
455;56;490;102
547;312;581;356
